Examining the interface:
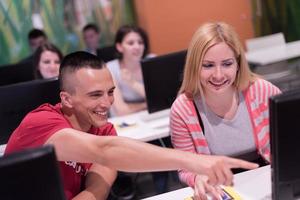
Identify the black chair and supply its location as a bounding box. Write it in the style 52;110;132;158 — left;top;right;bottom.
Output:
0;60;34;86
0;78;60;144
96;45;117;62
0;145;66;200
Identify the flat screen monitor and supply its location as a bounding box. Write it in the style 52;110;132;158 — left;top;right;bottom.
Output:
97;45;117;63
0;61;34;86
270;88;300;200
141;50;187;113
0;145;65;200
0;78;60;144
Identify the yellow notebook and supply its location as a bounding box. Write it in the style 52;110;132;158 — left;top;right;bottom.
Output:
223;186;242;200
184;186;242;200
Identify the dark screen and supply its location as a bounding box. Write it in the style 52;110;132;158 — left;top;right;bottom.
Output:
0;78;60;144
141;50;187;113
0;61;34;86
270;88;300;199
96;45;117;63
0;145;65;200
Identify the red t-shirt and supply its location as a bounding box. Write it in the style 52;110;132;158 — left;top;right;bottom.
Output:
5;103;117;199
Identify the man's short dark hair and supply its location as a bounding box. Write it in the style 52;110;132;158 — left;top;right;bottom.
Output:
82;23;100;33
59;51;105;92
28;29;47;40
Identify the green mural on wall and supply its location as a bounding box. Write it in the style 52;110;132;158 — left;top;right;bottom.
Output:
0;0;136;65
251;0;300;42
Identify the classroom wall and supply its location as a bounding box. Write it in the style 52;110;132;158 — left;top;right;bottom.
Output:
133;0;254;55
0;0;135;65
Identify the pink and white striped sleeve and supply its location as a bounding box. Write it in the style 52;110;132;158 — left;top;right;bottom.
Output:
170;99;198;187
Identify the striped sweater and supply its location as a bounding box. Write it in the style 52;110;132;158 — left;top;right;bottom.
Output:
170;79;281;187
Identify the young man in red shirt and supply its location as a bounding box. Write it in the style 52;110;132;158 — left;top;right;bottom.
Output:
5;51;257;200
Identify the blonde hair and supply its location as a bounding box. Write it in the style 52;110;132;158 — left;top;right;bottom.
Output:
179;22;257;97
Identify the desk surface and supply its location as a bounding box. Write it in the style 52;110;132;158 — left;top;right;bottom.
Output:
108;109;170;142
0;110;170;155
143;165;271;200
246;40;300;65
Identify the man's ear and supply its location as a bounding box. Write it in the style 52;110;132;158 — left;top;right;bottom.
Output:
60;91;73;108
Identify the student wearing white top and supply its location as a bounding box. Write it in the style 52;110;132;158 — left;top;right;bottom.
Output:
106;25;149;117
107;25;173;196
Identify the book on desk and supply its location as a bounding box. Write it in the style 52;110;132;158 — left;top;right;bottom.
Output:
184;186;242;200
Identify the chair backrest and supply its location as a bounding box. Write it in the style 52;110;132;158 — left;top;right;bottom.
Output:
96;45;117;62
245;32;286;52
0;60;34;86
0;145;66;200
0;78;60;144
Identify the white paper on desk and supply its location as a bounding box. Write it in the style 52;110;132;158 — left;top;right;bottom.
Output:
233;168;271;200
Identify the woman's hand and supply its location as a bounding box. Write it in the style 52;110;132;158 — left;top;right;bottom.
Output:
121;68;146;97
193;175;223;200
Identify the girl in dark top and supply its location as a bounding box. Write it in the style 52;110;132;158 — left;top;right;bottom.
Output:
33;43;63;79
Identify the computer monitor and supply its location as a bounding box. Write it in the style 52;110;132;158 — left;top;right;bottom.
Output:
269;88;300;200
0;61;34;86
0;78;60;144
97;45;117;63
0;145;65;200
141;50;187;113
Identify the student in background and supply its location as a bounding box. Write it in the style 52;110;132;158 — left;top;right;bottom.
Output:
33;43;63;79
107;25;174;196
5;51;258;200
82;23;101;55
170;22;281;200
106;25;149;117
28;28;48;52
19;28;48;64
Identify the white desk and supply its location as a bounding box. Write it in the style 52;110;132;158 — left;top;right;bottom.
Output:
0;109;170;155
143;165;271;200
108;109;170;142
246;40;300;66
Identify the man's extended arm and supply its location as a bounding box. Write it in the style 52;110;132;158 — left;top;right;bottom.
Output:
46;128;258;186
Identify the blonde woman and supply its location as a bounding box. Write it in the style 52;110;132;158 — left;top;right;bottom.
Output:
170;22;281;199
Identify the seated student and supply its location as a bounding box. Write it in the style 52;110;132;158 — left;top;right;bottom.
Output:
20;28;48;63
107;25;171;195
28;29;48;52
33;43;63;79
5;51;257;200
170;22;281;199
106;25;149;116
82;23;101;55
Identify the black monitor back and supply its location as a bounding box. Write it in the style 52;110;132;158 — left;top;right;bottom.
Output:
270;88;300;200
97;45;117;62
0;145;66;200
141;50;187;113
0;61;34;86
0;78;60;144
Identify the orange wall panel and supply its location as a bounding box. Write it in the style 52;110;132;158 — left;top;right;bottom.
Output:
134;0;254;55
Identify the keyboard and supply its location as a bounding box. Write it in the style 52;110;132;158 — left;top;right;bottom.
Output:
140;109;170;123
